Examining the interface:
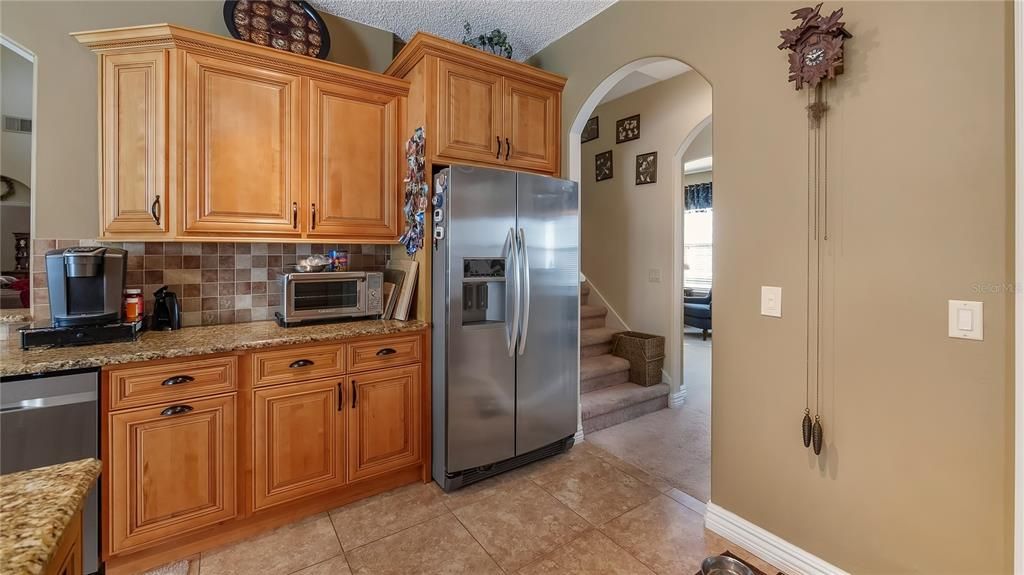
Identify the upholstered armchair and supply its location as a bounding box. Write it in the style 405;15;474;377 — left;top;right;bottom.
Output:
683;289;712;340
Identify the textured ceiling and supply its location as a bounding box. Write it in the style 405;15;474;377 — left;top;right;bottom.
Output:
309;0;616;60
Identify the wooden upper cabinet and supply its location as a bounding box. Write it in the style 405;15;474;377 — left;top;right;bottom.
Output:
503;78;559;173
75;24;409;243
252;379;346;510
182;53;302;237
347;365;421;481
436;60;503;164
387;33;566;176
99;51;169;238
108;394;236;554
308;79;401;241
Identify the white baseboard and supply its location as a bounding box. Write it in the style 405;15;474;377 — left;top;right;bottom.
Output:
705;503;850;575
574;426;585;444
669;385;687;408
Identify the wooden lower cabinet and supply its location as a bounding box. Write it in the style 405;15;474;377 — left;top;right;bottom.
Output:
252;379;346;510
108;394;237;554
348;365;421;481
102;330;427;574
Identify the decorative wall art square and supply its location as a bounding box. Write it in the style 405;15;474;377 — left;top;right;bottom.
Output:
616;114;640;143
595;150;613;182
635;152;657;185
582;117;599;143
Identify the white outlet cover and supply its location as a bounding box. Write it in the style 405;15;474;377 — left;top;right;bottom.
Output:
761;286;782;317
948;300;983;340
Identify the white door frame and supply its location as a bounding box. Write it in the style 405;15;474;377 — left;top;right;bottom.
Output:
670;114;713;407
1014;2;1023;573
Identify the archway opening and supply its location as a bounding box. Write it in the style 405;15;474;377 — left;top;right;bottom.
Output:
569;56;714;505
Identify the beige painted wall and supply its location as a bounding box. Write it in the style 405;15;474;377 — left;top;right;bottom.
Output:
532;1;1014;573
582;73;711;389
0;0;394;239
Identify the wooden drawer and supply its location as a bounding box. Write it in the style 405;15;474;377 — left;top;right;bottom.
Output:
347;334;422;373
251;342;346;387
108;356;237;410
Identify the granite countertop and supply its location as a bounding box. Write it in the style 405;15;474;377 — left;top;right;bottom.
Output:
0;310;31;324
0;459;101;575
0;319;429;377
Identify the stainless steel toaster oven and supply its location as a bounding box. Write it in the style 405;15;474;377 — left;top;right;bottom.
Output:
279;271;383;325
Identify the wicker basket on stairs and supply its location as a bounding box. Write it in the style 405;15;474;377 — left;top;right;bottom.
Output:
610;332;665;387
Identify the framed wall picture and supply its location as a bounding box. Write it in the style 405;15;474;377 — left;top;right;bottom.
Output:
582;117;599;143
595;150;613;181
635;152;657;185
616;114;640;143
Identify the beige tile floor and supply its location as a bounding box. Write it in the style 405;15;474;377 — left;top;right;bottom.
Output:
146;442;779;575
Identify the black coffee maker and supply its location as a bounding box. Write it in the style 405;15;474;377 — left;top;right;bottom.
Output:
152;286;181;331
45;246;126;326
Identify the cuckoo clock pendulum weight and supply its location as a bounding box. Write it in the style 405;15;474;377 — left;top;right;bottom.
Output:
778;3;851;457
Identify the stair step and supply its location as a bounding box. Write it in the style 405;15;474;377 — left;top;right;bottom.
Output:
580;354;630;392
581;382;670;434
580;283;591;305
581;327;618;358
580;304;608;329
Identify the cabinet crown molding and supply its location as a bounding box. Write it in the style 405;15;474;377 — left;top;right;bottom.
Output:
386;31;567;91
72;24;409;96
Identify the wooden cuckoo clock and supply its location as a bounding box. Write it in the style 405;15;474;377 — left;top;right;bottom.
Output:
779;4;852;460
778;3;852;90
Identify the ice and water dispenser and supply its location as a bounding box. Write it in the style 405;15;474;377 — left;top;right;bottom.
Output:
461;258;507;325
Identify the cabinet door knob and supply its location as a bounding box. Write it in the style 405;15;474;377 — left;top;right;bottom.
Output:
496;137;501;159
289;359;315;369
151;195;161;226
311;203;317;230
292;202;298;229
505;138;511;161
161;375;195;386
375;348;397;356
160;405;194;417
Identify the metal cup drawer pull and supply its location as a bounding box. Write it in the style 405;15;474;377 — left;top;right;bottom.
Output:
375;348;397;357
289;359;315;369
161;375;196;387
160;405;194;417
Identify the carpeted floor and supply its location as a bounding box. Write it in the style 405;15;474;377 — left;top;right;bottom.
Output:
588;327;711;502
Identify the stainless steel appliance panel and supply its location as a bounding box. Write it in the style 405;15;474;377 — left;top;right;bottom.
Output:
1;369;100;574
445;166;519;473
514;173;580;455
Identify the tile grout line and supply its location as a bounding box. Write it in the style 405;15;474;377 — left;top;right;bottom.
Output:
337;494;450;555
448;509;509;573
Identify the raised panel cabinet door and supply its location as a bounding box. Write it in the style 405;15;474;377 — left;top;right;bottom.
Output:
502;78;558;173
436;60;502;164
183;52;302;237
347;365;421;481
100;51;169;237
109;394;236;554
308;80;401;241
252;379;346;510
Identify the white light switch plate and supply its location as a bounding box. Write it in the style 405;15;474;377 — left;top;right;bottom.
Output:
761;286;782;317
948;300;983;340
648;268;662;283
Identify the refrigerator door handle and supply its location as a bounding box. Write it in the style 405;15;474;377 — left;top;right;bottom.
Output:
517;227;531;355
505;227;521;356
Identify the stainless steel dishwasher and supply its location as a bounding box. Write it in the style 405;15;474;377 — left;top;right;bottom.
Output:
1;368;101;574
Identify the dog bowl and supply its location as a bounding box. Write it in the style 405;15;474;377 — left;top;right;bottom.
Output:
700;555;754;575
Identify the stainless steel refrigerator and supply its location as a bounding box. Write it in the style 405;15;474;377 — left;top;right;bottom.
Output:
431;165;579;491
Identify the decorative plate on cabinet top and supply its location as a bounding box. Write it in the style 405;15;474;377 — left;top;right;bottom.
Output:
223;0;331;60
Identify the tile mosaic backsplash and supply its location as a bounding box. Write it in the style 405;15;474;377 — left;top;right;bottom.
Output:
31;240;389;327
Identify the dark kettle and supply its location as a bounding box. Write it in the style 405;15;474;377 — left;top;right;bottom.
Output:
152;285;181;331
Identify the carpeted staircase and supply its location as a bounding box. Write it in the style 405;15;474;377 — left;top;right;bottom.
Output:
580;282;670;434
